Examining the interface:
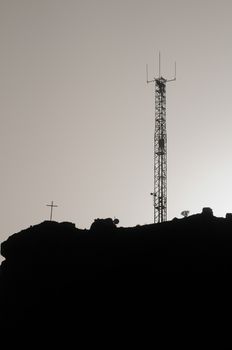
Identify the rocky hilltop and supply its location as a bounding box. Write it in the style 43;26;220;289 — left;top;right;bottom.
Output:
1;208;232;346
2;208;232;272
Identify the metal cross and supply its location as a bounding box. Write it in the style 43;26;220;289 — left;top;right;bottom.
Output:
46;201;58;221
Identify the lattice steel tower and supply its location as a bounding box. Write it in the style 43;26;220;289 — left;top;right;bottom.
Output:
147;54;176;223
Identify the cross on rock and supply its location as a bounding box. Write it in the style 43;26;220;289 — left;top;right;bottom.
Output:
46;201;58;221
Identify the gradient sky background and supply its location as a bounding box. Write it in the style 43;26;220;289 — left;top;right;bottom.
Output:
1;0;232;254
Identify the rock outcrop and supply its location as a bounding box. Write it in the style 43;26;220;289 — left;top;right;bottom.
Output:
0;211;231;346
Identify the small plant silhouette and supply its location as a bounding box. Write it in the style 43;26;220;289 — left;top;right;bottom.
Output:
181;210;190;218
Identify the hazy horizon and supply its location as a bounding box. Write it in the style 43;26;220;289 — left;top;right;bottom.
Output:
1;0;232;253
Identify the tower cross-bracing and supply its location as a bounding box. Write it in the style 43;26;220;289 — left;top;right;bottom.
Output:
147;54;176;223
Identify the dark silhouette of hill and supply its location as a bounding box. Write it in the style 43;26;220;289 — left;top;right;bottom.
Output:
1;208;232;347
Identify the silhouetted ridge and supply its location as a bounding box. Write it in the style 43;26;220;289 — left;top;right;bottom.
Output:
1;211;232;347
2;211;232;271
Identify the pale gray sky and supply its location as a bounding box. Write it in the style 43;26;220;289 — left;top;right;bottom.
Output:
1;0;232;253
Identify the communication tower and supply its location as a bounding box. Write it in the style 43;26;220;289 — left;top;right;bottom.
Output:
147;53;176;223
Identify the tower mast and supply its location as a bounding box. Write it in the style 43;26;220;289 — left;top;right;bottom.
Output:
147;54;176;223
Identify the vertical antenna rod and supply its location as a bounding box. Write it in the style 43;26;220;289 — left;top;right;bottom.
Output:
147;55;176;223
